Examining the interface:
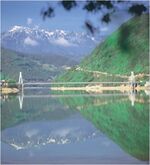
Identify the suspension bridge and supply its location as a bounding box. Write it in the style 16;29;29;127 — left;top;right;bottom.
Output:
17;72;131;89
1;72;149;109
15;71;145;94
16;91;136;110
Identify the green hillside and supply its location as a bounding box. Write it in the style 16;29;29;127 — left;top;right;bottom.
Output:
1;48;62;81
57;14;149;83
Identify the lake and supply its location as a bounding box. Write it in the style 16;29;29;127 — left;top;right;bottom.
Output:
1;89;149;164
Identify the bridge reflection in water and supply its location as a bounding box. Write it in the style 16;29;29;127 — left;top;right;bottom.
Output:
15;90;146;110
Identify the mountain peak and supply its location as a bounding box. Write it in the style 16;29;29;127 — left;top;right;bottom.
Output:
2;25;99;59
9;25;24;32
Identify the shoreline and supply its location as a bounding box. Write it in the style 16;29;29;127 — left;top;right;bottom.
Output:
1;87;19;94
51;85;149;92
1;85;149;94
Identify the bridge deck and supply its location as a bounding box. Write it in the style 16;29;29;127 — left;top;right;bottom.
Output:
24;81;130;85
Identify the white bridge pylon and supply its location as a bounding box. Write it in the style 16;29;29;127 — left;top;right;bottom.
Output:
18;72;23;86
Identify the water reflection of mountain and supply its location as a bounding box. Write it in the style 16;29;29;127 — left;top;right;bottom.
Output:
1;117;100;150
58;93;149;161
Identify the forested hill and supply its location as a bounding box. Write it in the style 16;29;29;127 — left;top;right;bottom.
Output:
1;48;60;81
57;14;149;82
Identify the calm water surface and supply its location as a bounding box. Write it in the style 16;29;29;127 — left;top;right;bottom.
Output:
1;89;149;164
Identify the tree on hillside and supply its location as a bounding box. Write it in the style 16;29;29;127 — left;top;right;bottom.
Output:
41;0;148;34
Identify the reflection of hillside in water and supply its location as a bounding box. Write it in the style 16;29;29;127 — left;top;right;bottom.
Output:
1;91;149;161
1;96;76;130
1;91;149;129
57;92;149;161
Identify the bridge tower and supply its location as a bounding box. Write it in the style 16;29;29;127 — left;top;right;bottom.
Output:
18;72;24;89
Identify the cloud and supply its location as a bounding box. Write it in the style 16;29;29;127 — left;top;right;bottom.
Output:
24;37;38;46
27;18;33;25
53;38;76;47
100;27;108;32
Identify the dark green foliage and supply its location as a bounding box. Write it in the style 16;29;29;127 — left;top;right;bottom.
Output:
118;24;131;52
128;4;147;16
85;20;97;34
60;1;77;10
83;1;97;12
41;6;55;20
102;13;111;23
83;1;113;13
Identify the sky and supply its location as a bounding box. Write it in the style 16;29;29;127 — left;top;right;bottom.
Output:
1;1;93;32
1;1;149;35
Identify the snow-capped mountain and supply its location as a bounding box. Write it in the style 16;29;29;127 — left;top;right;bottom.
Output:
2;26;99;59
